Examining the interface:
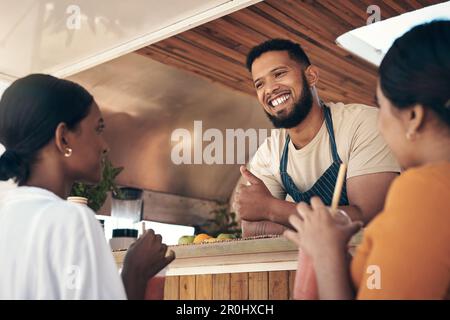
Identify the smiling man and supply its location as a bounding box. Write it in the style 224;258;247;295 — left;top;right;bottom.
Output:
234;39;400;236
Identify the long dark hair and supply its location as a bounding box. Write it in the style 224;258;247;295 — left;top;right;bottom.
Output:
379;20;450;128
0;74;93;185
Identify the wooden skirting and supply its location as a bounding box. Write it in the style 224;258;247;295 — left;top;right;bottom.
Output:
163;270;297;300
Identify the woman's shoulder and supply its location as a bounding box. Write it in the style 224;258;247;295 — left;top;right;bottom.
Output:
384;162;450;218
391;162;450;192
45;199;97;229
11;186;98;229
365;162;450;243
1;187;101;249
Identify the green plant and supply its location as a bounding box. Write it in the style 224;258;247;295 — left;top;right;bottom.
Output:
70;157;123;212
200;206;241;238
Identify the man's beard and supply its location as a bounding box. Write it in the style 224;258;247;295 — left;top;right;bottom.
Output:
265;74;313;129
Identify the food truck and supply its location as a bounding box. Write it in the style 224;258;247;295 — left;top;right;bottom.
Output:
0;0;449;301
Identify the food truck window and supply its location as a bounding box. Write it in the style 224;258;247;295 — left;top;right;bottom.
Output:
336;2;450;66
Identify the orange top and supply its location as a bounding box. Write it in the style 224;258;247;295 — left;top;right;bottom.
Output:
351;162;450;299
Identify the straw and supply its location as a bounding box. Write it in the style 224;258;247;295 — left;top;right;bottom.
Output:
141;221;146;236
331;163;347;210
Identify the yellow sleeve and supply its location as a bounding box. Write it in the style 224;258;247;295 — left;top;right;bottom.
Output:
249;138;287;200
347;108;400;178
356;172;450;299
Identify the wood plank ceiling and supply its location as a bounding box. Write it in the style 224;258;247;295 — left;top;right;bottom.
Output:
137;0;442;106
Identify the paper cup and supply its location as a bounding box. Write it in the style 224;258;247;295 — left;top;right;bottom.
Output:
293;208;352;300
67;196;88;205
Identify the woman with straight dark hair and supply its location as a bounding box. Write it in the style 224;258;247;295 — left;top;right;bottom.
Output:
285;20;450;299
0;74;174;299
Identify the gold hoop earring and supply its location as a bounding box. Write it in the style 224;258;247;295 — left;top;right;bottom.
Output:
64;148;73;157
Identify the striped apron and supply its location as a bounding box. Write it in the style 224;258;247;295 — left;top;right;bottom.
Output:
279;104;349;205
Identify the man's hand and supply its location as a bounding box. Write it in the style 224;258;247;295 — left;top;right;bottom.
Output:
234;166;275;221
121;229;175;300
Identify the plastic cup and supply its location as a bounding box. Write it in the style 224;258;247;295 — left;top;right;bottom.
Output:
294;250;318;300
329;208;352;225
293;208;351;300
145;267;167;300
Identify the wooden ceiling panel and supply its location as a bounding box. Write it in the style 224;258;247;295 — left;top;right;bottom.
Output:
137;0;442;106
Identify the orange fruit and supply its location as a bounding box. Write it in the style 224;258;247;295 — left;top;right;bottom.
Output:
193;233;211;244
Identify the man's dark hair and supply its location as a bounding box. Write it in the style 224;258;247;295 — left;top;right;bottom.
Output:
246;39;311;72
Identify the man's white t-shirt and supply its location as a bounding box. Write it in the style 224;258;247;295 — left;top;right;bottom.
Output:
250;102;400;201
0;186;126;299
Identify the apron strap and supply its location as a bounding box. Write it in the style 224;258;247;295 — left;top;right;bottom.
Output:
322;103;341;164
279;134;290;174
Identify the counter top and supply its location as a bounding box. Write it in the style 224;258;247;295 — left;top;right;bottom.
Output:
112;232;362;276
113;236;298;275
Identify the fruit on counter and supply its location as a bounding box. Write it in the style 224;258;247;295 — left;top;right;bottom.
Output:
178;233;239;245
193;233;212;244
217;233;237;240
178;235;195;245
203;238;220;243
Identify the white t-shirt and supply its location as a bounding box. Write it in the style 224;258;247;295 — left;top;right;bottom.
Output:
250;102;400;201
0;186;126;300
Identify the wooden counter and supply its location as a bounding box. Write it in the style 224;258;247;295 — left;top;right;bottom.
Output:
113;236;298;300
113;234;362;300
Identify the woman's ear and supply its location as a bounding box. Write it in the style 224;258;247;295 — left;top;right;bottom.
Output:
304;65;319;87
405;104;425;138
54;122;69;154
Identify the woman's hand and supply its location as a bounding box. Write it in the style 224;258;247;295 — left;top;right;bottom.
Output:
283;197;362;261
121;229;175;300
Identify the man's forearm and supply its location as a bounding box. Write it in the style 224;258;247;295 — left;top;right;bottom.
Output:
267;197;297;226
267;199;364;226
241;219;288;237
